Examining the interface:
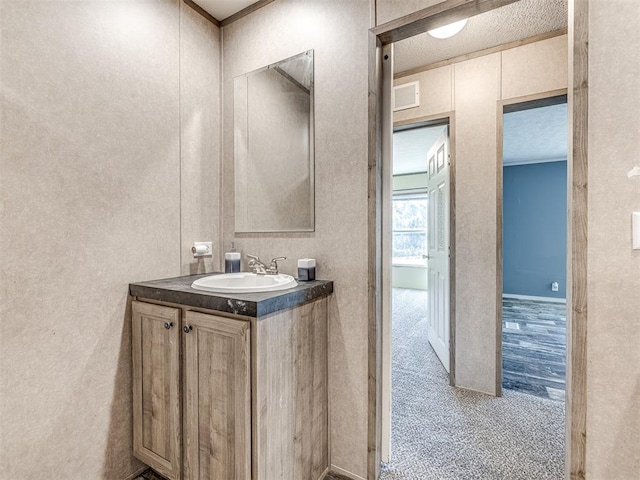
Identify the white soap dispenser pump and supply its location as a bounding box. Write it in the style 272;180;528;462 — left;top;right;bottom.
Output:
224;242;241;273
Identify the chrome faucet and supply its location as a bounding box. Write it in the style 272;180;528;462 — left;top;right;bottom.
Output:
266;257;286;275
246;254;267;274
246;254;286;275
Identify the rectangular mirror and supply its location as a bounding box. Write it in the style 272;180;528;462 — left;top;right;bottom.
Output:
234;50;314;233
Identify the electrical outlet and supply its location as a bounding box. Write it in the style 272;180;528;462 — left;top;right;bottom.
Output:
551;281;559;292
192;241;212;258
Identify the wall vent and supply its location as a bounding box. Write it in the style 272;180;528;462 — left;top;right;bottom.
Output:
393;81;420;111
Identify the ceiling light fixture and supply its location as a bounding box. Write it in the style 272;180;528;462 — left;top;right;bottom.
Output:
427;18;468;39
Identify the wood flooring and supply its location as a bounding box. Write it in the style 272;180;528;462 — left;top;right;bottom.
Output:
502;297;566;401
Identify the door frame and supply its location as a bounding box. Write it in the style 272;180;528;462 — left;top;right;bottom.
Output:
367;1;589;479
381;116;455;462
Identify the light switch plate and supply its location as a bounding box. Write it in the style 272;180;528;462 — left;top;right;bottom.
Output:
633;212;640;250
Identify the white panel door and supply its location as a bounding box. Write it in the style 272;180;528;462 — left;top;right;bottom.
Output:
427;127;450;372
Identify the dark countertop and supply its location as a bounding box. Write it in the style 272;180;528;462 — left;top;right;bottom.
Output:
129;273;333;318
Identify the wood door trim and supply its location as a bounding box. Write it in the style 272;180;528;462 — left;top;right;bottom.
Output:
568;0;588;477
502;89;568;113
366;30;383;479
448;112;457;387
496;99;504;398
393;112;453;129
372;0;520;45
379;42;393;466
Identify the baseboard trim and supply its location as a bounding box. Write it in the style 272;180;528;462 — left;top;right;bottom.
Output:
503;293;566;304
329;465;367;480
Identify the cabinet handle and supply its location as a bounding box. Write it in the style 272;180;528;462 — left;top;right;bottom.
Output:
183;325;193;333
164;322;173;330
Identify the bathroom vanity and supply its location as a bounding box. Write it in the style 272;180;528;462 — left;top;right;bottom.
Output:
129;274;333;480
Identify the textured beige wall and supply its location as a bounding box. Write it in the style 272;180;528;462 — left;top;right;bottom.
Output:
0;1;220;478
180;3;222;276
3;0;635;478
221;1;371;477
393;36;568;394
394;65;453;123
501;34;567;99
453;52;502;393
586;0;640;477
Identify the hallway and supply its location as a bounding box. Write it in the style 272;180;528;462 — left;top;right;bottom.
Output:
382;288;564;479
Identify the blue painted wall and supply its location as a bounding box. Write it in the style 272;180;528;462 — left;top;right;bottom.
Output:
503;161;567;298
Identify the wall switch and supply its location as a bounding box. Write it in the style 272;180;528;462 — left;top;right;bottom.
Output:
551;281;559;292
633;212;640;250
192;241;212;257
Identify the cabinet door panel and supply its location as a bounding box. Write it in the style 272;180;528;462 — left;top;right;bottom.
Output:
183;311;251;480
254;298;328;480
132;301;181;480
300;298;329;479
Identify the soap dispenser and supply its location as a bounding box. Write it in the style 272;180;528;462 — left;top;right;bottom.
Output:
224;243;241;273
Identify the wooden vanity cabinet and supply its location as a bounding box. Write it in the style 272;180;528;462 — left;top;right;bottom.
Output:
132;301;250;480
131;296;328;480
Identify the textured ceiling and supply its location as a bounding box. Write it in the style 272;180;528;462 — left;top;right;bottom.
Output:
393;125;447;175
503;103;567;165
394;0;567;74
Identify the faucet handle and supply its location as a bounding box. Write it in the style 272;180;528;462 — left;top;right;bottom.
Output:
267;257;286;274
246;254;261;264
247;254;267;274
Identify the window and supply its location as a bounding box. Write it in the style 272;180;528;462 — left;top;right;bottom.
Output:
392;193;428;266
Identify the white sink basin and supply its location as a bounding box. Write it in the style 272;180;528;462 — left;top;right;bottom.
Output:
191;272;298;294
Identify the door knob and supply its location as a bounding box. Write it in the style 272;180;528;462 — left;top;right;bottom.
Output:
164;322;173;329
183;325;193;333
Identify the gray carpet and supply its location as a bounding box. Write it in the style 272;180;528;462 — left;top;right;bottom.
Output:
381;288;565;480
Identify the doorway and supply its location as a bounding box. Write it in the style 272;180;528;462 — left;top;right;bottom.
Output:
383;103;566;479
392;122;450;367
382;121;451;463
500;96;568;402
370;1;587;478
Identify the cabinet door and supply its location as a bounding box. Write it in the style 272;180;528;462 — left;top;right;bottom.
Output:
132;301;181;480
183;311;251;480
253;298;328;480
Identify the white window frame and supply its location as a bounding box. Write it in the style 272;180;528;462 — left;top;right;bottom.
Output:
392;190;428;267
